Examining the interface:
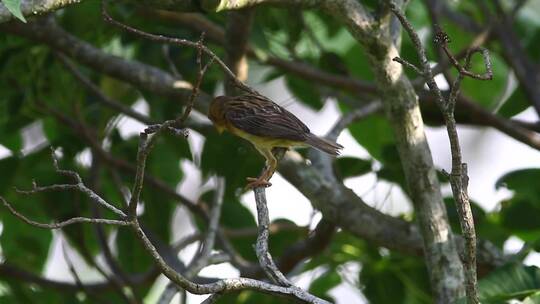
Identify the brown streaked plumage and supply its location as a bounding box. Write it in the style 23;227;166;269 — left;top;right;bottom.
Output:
208;93;343;189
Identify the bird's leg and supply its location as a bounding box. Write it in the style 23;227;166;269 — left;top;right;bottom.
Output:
246;147;277;189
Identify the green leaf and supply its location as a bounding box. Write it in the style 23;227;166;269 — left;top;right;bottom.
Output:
0;131;21;152
267;218;306;257
461;53;508;109
500;198;540;236
217;192;258;261
285;74;323;109
494;169;540;238
309;269;341;301
360;253;432;304
496;169;540;203
361;258;406;303
498;86;529;118
471;263;540;303
201;131;262;195
344;44;374;80
348;114;394;161
335;157;372;179
1;0;26;23
523;292;540;304
116;228;153;274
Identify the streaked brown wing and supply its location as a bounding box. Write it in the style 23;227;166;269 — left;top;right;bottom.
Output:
224;95;310;141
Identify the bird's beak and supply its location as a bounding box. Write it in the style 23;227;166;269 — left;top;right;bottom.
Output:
216;126;225;134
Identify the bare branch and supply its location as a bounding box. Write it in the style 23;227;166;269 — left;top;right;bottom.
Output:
327;101;382;141
393;57;424;75
55;52;156;125
14;149;128;219
434;29;493;81
101;3;256;96
188;177;226;275
177;34;215;126
253;187;292;287
162;44;182;78
0;196;129;229
130;217;328;303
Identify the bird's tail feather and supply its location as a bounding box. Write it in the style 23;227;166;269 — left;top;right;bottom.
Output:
305;134;343;156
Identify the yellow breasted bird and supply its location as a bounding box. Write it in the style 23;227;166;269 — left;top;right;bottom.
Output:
208;93;343;189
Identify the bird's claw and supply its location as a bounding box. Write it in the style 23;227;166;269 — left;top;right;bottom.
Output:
245;177;272;189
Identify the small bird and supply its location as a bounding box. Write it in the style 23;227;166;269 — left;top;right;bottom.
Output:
208;93;343;189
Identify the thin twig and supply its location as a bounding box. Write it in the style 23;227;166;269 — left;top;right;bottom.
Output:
101;3;256;96
162;44;181;78
0;196;129;229
177;34;215;126
14;148;127;219
61;241;116;304
56;52;156;125
327;101;382;141
434;29;493;81
159;178;226;304
188;177;226;276
393;57;424;75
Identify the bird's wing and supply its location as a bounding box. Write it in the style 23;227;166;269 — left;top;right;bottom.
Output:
224;95;310;141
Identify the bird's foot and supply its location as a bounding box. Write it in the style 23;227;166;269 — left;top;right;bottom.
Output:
245;177;272;189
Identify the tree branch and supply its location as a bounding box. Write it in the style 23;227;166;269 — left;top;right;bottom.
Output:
323;0;465;301
224;9;254;95
0;196;129;229
0;0;84;24
389;3;494;303
253;187;292;286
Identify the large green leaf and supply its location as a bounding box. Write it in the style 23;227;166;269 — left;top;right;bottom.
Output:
201;131;262;195
308;269;341;302
460;53;508;109
285;74;323;110
1;0;26;22
496;168;540;203
217;192;258;261
335;156;372;179
497;86;530;118
359;251;432;304
116;228;153;274
464;263;540;303
344;44;375;80
266;218;306;258
495;169;540;239
348;114;394;161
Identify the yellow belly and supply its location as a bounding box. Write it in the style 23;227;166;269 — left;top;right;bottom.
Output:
227;125;305;150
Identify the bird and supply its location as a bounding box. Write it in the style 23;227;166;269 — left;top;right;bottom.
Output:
208;93;343;189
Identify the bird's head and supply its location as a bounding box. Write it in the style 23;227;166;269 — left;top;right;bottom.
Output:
208;96;229;133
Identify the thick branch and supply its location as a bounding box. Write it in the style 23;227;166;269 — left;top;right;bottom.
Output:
224;9;253;95
0;0;84;24
321;1;465;302
389;4;487;303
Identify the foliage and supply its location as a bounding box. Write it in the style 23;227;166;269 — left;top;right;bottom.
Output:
1;0;540;303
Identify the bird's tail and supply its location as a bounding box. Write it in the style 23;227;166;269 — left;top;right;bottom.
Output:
305;133;343;156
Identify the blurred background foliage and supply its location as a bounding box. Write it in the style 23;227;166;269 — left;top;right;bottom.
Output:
1;0;540;303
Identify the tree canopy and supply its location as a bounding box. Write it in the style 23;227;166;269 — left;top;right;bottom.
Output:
1;0;540;303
